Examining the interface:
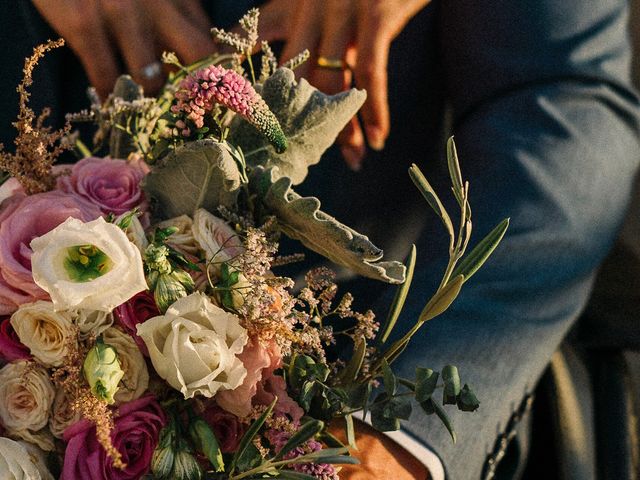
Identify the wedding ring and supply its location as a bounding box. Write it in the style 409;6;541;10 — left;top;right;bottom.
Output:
316;56;347;71
139;61;162;80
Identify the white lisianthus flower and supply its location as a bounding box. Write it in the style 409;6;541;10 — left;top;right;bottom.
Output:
0;361;55;451
10;301;76;367
30;217;148;312
102;327;149;404
0;437;54;480
136;292;248;399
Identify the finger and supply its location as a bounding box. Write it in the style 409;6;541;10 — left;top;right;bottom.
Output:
354;16;391;150
62;1;121;98
339;117;366;170
256;0;292;44
280;0;322;77
172;0;211;33
140;0;215;64
100;0;164;94
311;0;354;95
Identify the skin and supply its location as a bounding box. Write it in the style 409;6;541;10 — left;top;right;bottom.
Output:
31;0;215;98
257;0;432;169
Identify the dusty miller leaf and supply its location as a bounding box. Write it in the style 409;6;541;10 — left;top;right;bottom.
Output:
250;167;405;284
228;68;366;185
143;139;241;218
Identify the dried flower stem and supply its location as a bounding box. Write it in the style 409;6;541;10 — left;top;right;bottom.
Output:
0;39;71;194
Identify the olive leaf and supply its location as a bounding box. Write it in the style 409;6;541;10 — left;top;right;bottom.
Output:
250;167;405;284
228;68;367;185
143;139;241;218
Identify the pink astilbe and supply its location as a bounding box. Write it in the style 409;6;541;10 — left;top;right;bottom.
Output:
172;65;287;153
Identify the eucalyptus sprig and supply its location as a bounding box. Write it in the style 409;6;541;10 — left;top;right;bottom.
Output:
317;136;508;442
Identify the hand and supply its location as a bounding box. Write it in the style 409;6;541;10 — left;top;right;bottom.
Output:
259;0;431;169
328;419;429;479
31;0;216;98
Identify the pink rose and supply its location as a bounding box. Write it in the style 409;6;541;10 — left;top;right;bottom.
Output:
216;338;303;422
114;291;160;357
0;191;102;315
255;371;304;423
57;157;150;222
0;316;31;361
62;395;166;480
200;404;245;453
215;337;274;417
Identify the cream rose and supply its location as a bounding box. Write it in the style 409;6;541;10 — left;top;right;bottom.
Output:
49;388;81;439
156;215;200;255
72;309;114;339
10;301;76;367
192;209;243;266
0;437;54;480
115;212;149;254
0;361;55;450
30;217;148;312
102;327;149;404
136;292;248;399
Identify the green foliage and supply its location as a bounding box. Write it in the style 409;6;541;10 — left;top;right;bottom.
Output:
415;368;439;403
442;365;461;405
228;68;366;185
250;167;406;284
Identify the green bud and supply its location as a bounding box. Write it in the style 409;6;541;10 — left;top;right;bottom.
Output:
144;244;172;274
172;449;203;480
154;273;189;313
151;447;175;480
83;338;124;405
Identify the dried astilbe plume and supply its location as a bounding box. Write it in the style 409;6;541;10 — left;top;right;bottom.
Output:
51;334;126;470
0;39;71;194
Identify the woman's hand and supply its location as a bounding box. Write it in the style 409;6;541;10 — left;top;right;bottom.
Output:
259;0;431;169
31;0;215;97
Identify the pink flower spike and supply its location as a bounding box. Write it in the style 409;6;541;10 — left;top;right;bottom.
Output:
174;65;288;153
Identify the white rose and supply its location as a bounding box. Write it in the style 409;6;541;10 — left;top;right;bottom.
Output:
136;292;248;399
30;217;148;312
156;215;200;255
0;437;54;480
0;361;55;451
192;209;243;267
49;388;81;439
102;327;149;404
72;309;114;339
10;301;76;367
115;212;149;254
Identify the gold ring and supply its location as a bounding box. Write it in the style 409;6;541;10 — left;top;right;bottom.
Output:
316;56;347;71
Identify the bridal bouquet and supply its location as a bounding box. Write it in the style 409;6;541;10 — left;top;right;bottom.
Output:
0;10;507;480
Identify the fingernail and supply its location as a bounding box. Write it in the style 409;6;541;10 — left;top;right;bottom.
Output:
366;127;386;151
341;146;363;171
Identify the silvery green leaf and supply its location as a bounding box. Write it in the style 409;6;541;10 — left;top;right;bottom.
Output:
143;139;241;218
250;167;405;284
228;68;367;184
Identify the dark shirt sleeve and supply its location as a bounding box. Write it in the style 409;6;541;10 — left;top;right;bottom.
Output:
390;1;640;477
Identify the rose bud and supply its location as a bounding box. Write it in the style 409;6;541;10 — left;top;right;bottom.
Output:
83;338;125;405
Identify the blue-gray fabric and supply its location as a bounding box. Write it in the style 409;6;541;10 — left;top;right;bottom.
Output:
1;1;639;479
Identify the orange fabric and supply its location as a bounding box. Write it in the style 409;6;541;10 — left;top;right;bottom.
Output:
329;419;429;480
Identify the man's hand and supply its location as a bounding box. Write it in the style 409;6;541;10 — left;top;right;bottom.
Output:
259;0;431;169
32;0;215;97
